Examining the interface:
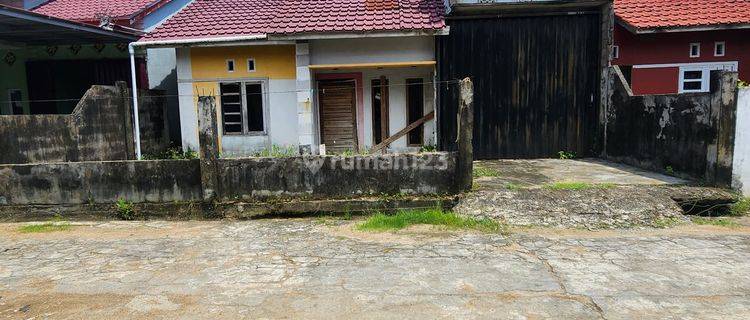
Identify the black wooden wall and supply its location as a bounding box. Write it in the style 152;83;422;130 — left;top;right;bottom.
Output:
437;13;602;159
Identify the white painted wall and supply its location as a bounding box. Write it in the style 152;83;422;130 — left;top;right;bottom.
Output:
310;37;434;65
175;47;199;151
732;88;750;195
309;36;437;152
219;79;297;157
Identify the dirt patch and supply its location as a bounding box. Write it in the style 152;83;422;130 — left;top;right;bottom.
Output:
0;221;218;241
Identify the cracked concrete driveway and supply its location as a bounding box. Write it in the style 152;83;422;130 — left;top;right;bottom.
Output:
1;219;749;319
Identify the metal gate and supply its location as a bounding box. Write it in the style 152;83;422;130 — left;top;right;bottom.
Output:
437;12;603;159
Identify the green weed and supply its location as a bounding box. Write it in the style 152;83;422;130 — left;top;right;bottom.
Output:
730;197;750;216
558;151;577;160
473;166;500;178
252;145;298;158
115;198;138;220
143;147;198;160
18;215;71;233
691;217;741;228
356;208;504;234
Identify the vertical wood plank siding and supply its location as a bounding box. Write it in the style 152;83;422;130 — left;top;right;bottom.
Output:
438;14;602;159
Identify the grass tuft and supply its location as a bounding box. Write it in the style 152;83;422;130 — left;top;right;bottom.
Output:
356;208;504;233
691;217;741;228
730;197;750;217
473;166;501;178
545;182;614;191
18;222;71;233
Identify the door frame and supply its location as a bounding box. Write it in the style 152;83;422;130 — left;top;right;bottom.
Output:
314;72;364;150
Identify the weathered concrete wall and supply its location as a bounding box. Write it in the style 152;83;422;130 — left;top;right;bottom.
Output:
732;88;750;195
605;68;738;186
218;153;458;200
0;84;169;164
0;160;202;205
0;152;458;207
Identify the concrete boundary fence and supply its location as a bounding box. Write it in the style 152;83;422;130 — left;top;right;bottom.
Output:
0;153;459;206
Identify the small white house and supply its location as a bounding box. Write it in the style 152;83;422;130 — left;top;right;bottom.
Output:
137;0;449;156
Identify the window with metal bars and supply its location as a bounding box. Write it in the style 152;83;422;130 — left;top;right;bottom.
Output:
219;81;265;135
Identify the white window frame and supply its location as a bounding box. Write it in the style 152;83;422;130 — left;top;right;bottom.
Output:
219;80;269;136
689;43;700;58
714;42;726;57
226;59;235;72
247;58;256;72
611;45;619;59
676;61;738;93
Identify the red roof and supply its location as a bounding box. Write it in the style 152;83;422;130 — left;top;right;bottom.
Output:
615;0;750;30
142;0;445;42
32;0;161;23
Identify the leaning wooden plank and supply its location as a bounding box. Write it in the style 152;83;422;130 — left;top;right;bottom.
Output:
370;111;435;154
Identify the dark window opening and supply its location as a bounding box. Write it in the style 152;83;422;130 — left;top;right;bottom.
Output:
245;83;264;132
406;78;424;146
220;82;242;134
371;78;389;145
227;60;235;72
220;81;265;135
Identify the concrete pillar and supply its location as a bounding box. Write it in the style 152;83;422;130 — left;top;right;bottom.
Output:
456;77;474;192
197;96;220;201
116;81;136;160
176;47;199;152
708;71;739;187
296;41;315;154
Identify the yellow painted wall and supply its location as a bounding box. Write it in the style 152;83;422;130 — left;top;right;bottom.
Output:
190;45;296;80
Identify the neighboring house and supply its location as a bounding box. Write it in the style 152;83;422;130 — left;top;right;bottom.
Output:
139;0;446;156
30;0;193;142
612;0;750;95
437;0;612;159
0;0;45;9
0;4;141;114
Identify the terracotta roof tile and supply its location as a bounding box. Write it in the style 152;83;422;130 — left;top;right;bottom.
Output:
615;0;750;30
142;0;445;42
32;0;160;22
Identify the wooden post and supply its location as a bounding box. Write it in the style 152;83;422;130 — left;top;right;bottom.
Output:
197;96;221;201
380;75;389;148
456;77;474;192
116;81;136;160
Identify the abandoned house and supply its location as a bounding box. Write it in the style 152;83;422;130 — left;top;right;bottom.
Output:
612;0;750;95
137;0;446;156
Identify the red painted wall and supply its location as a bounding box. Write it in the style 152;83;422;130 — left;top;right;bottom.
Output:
631;67;679;95
613;24;750;94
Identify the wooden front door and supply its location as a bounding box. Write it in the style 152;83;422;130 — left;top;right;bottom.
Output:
318;79;358;153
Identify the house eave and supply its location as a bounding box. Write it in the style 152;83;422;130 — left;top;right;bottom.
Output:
266;28;450;41
617;18;750;34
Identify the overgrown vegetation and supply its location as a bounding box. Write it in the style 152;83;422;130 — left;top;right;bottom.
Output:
730;197;750;216
738;79;749;89
252;145;299;158
143;147;198;160
356;208;504;233
473;166;501;178
691;217;741;228
505;183;523;191
544;182;614;191
420;144;437;153
18;215;71;233
115;198;138;220
557;151;577;160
